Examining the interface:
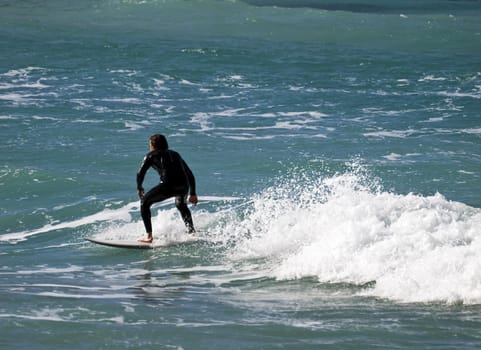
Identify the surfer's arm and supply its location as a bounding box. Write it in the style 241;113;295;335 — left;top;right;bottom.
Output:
180;157;197;205
136;154;151;192
182;159;196;197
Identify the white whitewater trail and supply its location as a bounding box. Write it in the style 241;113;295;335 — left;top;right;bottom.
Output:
0;196;240;243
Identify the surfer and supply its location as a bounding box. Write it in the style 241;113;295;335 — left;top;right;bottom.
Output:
136;134;198;243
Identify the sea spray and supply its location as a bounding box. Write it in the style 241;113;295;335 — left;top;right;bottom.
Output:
218;166;481;304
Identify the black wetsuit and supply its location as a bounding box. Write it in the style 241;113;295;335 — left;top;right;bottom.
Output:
136;149;196;233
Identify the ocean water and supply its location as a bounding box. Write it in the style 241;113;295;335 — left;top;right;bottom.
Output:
1;0;481;348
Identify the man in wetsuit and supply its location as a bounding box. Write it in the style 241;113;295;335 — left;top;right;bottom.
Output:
136;134;198;243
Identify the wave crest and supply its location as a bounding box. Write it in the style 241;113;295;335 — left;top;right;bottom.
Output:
219;166;481;305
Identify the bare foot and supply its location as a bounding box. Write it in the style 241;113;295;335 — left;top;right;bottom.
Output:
138;236;153;243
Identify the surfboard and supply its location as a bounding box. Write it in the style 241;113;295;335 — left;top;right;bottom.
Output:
86;238;153;249
85;236;202;249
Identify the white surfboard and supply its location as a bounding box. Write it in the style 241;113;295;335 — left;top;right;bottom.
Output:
86;236;202;249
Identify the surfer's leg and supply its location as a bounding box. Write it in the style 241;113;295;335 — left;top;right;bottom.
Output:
140;184;170;240
175;195;195;233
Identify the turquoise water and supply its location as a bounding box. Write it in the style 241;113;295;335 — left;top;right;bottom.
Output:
1;0;481;348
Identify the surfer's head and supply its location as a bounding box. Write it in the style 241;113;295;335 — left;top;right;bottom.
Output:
149;134;168;151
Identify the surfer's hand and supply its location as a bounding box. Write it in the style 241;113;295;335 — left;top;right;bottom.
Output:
189;195;198;205
137;189;144;199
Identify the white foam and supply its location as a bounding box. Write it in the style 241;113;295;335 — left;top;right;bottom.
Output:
189;109;328;138
222;134;275;141
101;97;142;104
108;69;139;76
383;153;402;161
363;129;417;138
462;128;481;135
278;111;327;119
179;79;198;86
217;167;481;305
37;292;130;300
228;75;243;81
0;265;85;276
152;78;170;91
0;93;29;103
34;266;83;274
418;75;447;82
31;115;61;121
0;115;17;120
274;121;316;130
124;120;152;130
0;202;136;243
458;170;475;175
426;117;445;123
437;91;481;100
382;153;421;162
0;307;126;324
0;308;66;322
2;66;46;78
0;196;240;244
0;80;49;90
